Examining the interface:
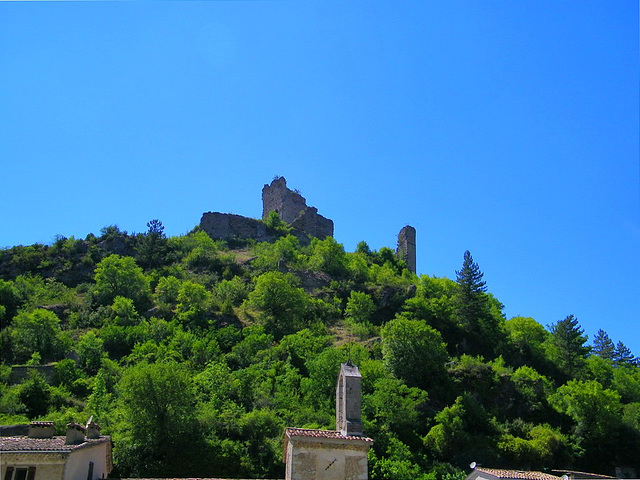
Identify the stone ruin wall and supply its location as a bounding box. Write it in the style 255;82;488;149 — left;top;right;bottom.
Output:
262;177;334;239
200;212;271;242
262;177;308;224
200;178;417;275
396;225;416;274
200;177;333;243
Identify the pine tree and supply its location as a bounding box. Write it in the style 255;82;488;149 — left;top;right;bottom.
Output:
454;250;499;357
592;329;615;360
455;250;487;328
613;341;637;367
549;315;590;377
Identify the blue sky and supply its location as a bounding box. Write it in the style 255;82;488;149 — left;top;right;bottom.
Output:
1;2;638;354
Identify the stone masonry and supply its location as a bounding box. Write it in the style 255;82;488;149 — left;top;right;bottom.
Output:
262;177;334;239
284;363;372;480
200;177;334;243
396;225;416;274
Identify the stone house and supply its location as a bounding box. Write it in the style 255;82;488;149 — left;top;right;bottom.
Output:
0;420;112;480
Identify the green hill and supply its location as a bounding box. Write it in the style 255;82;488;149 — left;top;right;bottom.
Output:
1;220;638;479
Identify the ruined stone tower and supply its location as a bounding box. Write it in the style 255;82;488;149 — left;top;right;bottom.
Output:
396;225;416;273
200;176;334;242
262;177;334;239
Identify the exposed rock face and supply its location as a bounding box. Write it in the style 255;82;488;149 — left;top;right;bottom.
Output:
396;225;416;273
262;177;334;239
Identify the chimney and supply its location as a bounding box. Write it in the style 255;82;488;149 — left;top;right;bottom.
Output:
28;421;54;439
85;417;101;439
65;423;86;445
335;362;363;436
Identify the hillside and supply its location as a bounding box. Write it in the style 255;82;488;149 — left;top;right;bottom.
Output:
1;220;639;480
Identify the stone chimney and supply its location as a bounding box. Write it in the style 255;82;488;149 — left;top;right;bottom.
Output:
335;362;363;436
27;421;54;439
65;423;86;445
85;417;101;439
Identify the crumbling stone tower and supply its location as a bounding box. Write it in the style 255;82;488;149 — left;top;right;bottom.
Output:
396;225;416;273
262;177;334;239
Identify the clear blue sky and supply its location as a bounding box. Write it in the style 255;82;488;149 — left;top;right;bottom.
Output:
1;2;638;354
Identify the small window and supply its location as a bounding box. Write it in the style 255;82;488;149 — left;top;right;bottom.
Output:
14;469;28;480
5;468;35;480
87;462;94;480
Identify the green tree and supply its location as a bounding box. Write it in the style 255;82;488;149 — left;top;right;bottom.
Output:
11;309;64;362
244;272;309;339
136;219;170;269
76;330;105;374
345;291;376;323
18;370;51;418
506;316;549;367
93;254;150;309
175;281;213;329
455;250;487;324
454;251;502;357
549;379;622;470
381;316;448;390
547;315;590;378
592;329;615;360
114;361;199;476
613;341;637;367
308;237;348;277
0;279;22;327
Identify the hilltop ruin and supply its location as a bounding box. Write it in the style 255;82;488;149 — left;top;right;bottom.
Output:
200;176;416;273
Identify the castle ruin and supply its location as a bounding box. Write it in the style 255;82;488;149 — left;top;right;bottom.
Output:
200;177;417;274
262;177;334;239
200;177;333;242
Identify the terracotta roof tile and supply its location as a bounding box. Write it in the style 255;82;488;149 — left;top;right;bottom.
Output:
474;468;563;480
0;435;110;452
551;471;615;479
285;427;373;442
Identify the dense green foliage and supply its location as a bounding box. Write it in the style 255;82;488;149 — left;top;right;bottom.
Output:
1;221;638;479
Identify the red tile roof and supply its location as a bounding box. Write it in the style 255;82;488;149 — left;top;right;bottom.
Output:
284;427;373;443
474;468;563;480
551;471;615;479
0;435;110;452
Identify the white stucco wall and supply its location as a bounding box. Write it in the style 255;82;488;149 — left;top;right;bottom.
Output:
63;443;109;480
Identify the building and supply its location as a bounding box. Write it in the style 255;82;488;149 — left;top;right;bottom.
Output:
0;420;112;480
465;467;618;480
283;363;373;480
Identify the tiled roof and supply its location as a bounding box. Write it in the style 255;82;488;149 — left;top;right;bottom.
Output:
0;435;110;452
551;471;615;479
474;468;563;480
285;427;373;442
